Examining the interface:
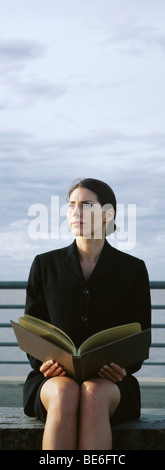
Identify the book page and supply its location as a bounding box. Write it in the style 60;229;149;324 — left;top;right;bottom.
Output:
78;322;141;355
19;315;76;354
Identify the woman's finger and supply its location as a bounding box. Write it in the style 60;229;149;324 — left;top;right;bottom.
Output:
110;362;127;378
98;363;127;382
99;365;118;382
40;360;66;377
44;365;62;377
40;360;55;373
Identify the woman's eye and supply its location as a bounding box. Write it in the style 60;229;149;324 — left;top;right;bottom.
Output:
68;202;96;210
83;203;93;208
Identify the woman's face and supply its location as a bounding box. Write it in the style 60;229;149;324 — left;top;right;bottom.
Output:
67;187;106;239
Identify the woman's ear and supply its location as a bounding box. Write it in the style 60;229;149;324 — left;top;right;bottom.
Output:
103;208;116;236
106;208;115;223
102;207;115;224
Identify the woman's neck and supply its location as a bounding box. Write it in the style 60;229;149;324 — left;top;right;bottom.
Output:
76;237;105;264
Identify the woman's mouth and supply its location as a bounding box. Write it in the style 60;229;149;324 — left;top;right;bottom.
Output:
71;221;83;226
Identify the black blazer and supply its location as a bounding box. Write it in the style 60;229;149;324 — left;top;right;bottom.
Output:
23;239;151;415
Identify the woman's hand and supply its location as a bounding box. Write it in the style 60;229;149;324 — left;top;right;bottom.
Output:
40;360;67;378
98;362;127;383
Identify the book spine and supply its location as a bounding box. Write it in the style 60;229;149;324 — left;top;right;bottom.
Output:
72;356;84;382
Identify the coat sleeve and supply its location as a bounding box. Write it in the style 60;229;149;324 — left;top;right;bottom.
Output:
126;259;151;374
25;255;50;370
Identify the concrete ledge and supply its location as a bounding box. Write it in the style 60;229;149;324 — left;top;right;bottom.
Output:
0;407;165;450
112;409;165;450
0;408;43;450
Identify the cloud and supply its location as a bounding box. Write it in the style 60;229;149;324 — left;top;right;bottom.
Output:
1;128;164;233
0;38;67;106
13;79;68;106
0;130;32;156
0;38;44;61
0;1;164;281
0;38;45;80
0;126;164;280
105;21;165;56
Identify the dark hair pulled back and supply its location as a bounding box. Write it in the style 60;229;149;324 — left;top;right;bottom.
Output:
68;178;117;235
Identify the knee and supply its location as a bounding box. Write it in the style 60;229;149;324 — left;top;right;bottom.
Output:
81;380;102;408
80;379;121;417
59;380;80;419
60;378;80;409
56;378;80;408
41;378;80;415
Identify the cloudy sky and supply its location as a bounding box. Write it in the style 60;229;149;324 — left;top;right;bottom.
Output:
0;0;165;281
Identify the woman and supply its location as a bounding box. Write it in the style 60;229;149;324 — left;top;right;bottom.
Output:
23;178;151;450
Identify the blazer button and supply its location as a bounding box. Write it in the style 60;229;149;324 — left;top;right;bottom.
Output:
81;315;88;322
82;289;89;294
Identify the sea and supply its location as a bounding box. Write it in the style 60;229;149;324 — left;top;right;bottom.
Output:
0;288;164;379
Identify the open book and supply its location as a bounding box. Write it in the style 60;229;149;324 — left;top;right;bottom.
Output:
11;315;151;382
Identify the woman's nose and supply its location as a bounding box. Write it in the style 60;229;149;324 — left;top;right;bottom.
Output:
72;204;81;216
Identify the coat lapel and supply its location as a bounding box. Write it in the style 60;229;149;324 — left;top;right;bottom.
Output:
61;239;116;286
61;241;85;285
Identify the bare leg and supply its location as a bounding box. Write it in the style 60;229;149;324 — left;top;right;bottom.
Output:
78;378;121;450
40;376;80;450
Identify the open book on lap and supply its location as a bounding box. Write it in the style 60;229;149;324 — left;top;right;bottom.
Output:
11;315;151;382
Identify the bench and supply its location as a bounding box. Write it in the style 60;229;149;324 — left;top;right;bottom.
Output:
0;407;164;450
